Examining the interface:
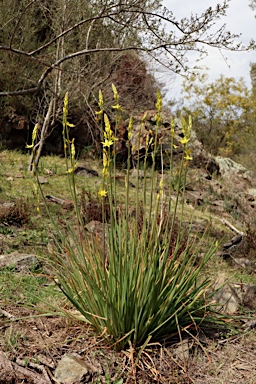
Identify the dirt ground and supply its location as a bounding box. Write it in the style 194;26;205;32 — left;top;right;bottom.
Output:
0;306;256;384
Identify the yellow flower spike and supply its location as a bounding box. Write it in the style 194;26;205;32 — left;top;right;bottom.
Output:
98;189;107;197
112;83;119;101
146;134;150;147
155;90;162;113
188;115;192;132
67;164;78;173
98;90;104;109
170;118;175;136
181;116;192;141
142;112;148;122
26;123;38;148
96;90;104;115
104;114;111;135
157;177;164;200
63;92;69;112
103;152;108;167
128;116;133;140
71;138;76;159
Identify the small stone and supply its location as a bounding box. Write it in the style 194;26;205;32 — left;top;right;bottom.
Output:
173;339;191;362
38;176;48;184
54;354;97;384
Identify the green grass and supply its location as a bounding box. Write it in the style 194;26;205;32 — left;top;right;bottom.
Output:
0;269;63;307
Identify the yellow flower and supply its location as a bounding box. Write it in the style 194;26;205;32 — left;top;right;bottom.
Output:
184;148;192;161
180;136;190;145
112;103;122;110
98;189;107;197
184;153;193;161
102;139;114;147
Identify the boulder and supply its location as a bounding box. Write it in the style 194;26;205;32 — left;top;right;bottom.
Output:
0;252;40;272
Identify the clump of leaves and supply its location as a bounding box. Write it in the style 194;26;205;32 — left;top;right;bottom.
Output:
0;199;30;227
42;90;229;351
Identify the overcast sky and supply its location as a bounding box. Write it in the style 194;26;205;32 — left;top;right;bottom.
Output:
160;0;256;99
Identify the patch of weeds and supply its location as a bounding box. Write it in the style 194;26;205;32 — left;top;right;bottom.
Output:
0;224;14;235
233;271;256;285
3;328;27;353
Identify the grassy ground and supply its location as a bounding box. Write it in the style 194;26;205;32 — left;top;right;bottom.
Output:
0;149;256;383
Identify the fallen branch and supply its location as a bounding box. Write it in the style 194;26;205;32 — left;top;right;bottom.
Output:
46;195;74;210
221;218;245;236
0;351;49;384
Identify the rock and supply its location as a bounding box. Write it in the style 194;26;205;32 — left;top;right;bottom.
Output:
74;164;98;177
38;176;48;184
173;339;191;362
242;284;256;310
248;188;256;198
54;353;98;384
130;169;150;179
211;273;242;314
46;195;74;210
0;252;40;272
222;235;243;250
232;257;254;271
215;156;252;182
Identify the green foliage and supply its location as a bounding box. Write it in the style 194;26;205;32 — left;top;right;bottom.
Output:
0;269;62;307
180;72;256;157
42;90;228;351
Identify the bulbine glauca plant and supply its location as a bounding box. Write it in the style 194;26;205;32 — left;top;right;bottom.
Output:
31;87;229;352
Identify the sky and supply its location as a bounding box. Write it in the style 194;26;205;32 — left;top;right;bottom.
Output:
160;0;256;100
